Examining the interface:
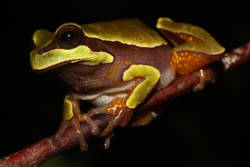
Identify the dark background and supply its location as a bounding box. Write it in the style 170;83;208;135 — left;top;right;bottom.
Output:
3;0;250;166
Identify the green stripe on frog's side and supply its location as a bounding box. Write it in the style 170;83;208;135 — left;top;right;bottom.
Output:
30;45;114;70
63;95;74;120
123;65;160;109
156;17;225;54
81;19;167;48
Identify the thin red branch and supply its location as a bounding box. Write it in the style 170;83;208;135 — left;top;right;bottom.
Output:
0;42;249;167
0;114;112;167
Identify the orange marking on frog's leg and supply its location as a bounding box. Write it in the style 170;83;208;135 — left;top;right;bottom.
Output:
159;30;201;45
170;50;217;91
101;106;134;137
90;96;135;137
177;33;201;43
87;98;134;131
158;18;225;77
170;50;218;75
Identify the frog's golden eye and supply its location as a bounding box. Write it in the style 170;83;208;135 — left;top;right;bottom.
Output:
56;25;83;49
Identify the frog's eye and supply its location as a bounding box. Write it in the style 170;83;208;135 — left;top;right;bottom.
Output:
56;25;83;49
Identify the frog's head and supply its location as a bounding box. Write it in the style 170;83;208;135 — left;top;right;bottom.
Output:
30;23;114;72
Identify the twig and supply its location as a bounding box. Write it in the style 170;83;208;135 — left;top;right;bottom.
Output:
0;42;249;167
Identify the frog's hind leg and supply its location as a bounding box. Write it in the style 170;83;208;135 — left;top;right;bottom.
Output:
156;17;224;90
156;17;225;75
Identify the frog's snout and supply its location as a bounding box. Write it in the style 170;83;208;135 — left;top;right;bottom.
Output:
32;29;54;47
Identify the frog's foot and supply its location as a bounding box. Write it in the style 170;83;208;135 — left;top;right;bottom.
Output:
76;113;100;151
87;104;134;148
193;69;215;92
55;113;99;151
103;133;114;150
100;106;134;137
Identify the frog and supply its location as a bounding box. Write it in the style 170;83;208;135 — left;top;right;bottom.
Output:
30;18;225;151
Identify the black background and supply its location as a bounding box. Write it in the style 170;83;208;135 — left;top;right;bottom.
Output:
3;0;250;166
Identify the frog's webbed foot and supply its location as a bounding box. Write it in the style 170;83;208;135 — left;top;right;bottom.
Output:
56;95;100;151
55;117;89;151
101;106;134;137
87;98;134;148
193;69;216;92
89;99;134;136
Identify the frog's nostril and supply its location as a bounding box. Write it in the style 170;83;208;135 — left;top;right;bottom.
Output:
37;47;46;55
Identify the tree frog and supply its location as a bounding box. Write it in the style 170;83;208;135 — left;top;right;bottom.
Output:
30;18;225;150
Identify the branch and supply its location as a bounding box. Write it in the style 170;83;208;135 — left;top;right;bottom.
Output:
0;42;249;167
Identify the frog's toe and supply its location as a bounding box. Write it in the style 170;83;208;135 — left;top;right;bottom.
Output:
79;113;100;136
76;113;100;151
103;133;114;150
56;113;100;151
55;118;88;151
193;69;215;92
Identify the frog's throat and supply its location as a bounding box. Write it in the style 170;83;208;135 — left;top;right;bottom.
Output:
123;65;160;109
30;45;114;70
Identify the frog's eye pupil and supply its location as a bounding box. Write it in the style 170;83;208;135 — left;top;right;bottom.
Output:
60;31;76;42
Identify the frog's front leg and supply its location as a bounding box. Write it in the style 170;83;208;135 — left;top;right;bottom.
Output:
87;98;135;137
90;65;161;137
56;95;100;151
156;18;225;90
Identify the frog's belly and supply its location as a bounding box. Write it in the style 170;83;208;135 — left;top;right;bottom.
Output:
90;93;127;106
73;82;132;107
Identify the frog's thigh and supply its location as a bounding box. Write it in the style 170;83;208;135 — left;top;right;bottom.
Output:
170;44;217;74
63;95;74;120
123;65;160;109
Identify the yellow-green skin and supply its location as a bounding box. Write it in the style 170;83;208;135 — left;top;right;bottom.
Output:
123;65;160;108
30;18;225;121
156;18;224;54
